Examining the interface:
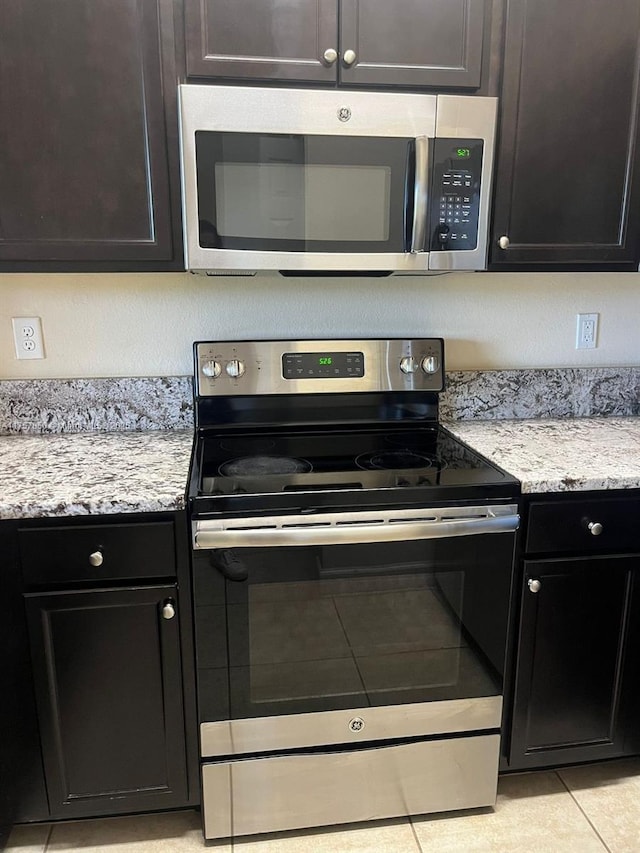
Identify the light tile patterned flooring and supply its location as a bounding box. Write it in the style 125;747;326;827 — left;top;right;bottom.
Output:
7;759;640;853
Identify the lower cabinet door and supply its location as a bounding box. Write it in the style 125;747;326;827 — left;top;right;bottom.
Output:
25;585;188;818
508;556;636;770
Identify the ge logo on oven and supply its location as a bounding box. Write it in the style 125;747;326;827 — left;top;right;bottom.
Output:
337;106;352;122
349;717;365;732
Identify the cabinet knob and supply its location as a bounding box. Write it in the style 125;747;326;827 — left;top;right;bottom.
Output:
342;49;357;66
323;47;338;66
498;235;510;250
528;578;541;594
89;550;103;567
162;601;176;620
588;521;603;536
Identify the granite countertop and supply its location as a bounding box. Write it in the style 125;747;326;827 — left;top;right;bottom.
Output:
2;417;639;520
445;417;640;494
0;430;194;519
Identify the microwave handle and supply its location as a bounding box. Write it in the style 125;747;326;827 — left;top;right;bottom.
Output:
410;136;429;253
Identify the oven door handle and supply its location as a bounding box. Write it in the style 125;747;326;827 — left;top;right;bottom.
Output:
193;506;519;549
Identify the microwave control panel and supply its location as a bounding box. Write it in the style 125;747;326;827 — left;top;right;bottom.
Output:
430;139;484;252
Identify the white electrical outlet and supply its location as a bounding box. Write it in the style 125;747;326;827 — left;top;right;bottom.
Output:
576;313;599;349
12;317;45;359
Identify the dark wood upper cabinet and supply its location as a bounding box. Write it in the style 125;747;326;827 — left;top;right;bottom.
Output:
185;0;489;90
339;0;485;89
0;0;181;270
490;0;640;270
185;0;339;81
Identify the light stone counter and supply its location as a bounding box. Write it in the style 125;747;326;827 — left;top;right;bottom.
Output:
2;416;639;519
0;430;194;519
444;417;640;494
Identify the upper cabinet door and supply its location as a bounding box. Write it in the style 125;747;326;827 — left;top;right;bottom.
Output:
339;0;485;89
0;0;178;268
491;0;640;270
185;0;339;81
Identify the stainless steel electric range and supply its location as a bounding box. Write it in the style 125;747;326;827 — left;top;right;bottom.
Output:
188;338;520;840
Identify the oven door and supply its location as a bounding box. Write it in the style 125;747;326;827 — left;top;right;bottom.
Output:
193;503;518;755
179;85;435;273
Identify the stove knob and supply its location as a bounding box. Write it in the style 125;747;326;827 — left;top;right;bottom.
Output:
226;359;246;379
421;355;440;374
202;360;222;378
399;356;417;374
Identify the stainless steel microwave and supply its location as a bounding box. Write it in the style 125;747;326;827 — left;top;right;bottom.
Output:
178;85;497;275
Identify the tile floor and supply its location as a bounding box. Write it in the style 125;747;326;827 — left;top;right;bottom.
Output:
6;758;640;853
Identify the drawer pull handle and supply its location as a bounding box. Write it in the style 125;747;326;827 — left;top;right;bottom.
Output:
88;550;103;567
162;601;176;620
528;578;541;594
588;521;603;536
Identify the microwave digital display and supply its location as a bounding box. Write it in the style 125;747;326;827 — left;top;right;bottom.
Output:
283;352;365;379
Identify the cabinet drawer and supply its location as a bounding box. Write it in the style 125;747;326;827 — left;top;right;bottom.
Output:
19;521;176;585
526;498;640;555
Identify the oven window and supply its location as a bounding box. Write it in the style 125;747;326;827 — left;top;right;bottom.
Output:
193;534;515;722
195;133;411;253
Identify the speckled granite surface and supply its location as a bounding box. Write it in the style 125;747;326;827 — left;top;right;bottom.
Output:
445;417;640;493
1;368;638;516
1;367;638;434
0;377;193;434
440;367;640;420
0;431;194;519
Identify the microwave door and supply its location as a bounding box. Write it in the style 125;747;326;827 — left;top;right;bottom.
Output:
186;129;431;274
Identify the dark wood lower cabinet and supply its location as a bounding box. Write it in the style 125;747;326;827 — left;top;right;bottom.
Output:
1;522;48;840
25;585;189;819
508;554;638;770
621;575;640;755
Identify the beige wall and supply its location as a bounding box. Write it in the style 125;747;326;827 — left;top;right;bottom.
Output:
1;271;639;379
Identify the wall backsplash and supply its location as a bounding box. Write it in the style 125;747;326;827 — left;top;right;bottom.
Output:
2;368;637;434
1;272;640;380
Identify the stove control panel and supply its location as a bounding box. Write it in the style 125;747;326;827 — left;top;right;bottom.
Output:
195;339;444;396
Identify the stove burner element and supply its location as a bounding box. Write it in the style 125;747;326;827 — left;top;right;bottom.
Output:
219;455;313;477
355;449;434;471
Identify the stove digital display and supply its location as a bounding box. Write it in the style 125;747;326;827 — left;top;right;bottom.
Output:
283;351;365;379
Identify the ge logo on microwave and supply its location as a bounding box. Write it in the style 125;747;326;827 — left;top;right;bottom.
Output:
337;106;352;122
349;717;365;732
